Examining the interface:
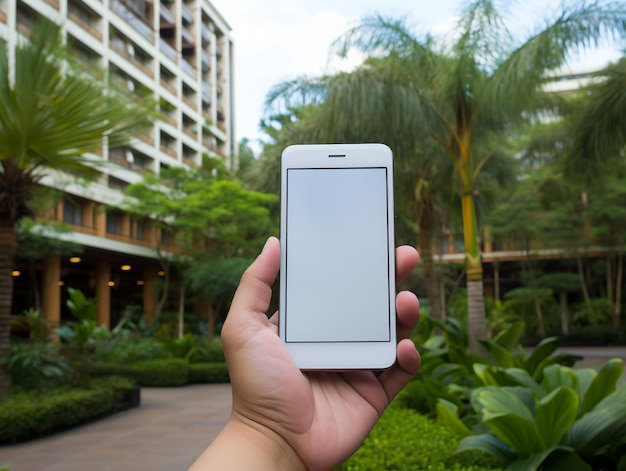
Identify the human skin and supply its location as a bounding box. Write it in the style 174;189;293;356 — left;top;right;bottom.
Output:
189;237;421;471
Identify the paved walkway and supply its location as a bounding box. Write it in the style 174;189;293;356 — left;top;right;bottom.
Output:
1;347;625;471
0;384;232;471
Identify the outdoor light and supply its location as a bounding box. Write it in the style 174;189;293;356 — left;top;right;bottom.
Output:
121;265;132;271
136;280;145;285
11;270;20;277
158;270;165;276
69;257;81;263
108;281;115;287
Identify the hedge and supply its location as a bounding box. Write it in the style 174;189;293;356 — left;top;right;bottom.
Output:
338;406;503;471
0;376;133;444
188;363;230;383
91;360;230;386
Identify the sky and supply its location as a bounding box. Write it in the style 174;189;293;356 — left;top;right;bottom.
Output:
212;0;624;153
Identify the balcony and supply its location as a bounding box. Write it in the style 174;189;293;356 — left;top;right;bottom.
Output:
159;4;174;27
110;0;153;42
201;50;210;72
180;2;193;25
181;26;195;51
69;14;103;40
180;58;195;79
201;85;211;105
200;23;211;44
159;38;177;62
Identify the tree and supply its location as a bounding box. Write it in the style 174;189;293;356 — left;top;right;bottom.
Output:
588;175;626;327
0;20;151;393
124;160;277;336
565;57;626;178
266;1;626;351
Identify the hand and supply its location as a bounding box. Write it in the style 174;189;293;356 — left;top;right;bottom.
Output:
190;236;420;471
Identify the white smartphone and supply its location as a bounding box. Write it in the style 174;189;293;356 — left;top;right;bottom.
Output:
279;143;396;370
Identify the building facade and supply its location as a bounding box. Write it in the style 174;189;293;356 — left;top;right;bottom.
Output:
1;0;235;328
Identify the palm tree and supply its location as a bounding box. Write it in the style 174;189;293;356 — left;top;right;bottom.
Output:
0;20;151;393
565;57;626;177
267;1;626;352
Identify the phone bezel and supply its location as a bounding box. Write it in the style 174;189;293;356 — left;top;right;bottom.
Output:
279;143;397;370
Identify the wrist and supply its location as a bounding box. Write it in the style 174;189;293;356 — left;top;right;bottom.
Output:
189;416;306;471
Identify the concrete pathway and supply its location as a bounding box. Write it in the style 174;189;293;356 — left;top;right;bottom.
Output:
1;347;625;471
0;384;232;471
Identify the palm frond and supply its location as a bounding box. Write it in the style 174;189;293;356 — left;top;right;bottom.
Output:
489;1;626;115
263;75;330;116
564;58;626;178
0;18;153;170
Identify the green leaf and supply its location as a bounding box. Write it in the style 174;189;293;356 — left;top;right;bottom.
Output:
474;363;499;386
492;321;526;348
580;359;624;415
564;387;626;454
524;336;559;376
541;364;577;394
431;362;466;382
504;368;544;397
475;388;541;453
573;369;597;408
457;434;516;463
535;387;578;448
436;399;472;438
486;341;516;368
506;447;590;471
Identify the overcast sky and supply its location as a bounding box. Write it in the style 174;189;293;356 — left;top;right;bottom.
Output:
212;0;624;152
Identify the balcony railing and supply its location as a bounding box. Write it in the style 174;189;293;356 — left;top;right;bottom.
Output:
180;58;195;78
159;38;177;62
110;0;153;42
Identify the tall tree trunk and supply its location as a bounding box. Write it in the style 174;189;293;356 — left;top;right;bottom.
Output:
559;291;570;336
178;284;185;339
418;210;443;322
461;193;486;353
525;253;546;338
615;251;623;327
577;256;592;311
607;256;614;304
0;220;17;393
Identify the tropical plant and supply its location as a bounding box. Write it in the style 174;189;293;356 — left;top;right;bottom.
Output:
0;18;152;393
399;320;576;425
56;287;106;351
455;360;626;470
266;1;626;352
6;309;70;389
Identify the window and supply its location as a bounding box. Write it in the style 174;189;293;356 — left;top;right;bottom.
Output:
107;211;122;234
63;200;83;226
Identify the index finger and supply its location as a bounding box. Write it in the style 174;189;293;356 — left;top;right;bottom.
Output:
396;246;419;282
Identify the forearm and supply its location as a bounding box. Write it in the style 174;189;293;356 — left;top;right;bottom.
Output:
188;419;306;471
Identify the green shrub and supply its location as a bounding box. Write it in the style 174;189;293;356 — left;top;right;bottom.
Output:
134;359;188;386
0;376;133;444
338;406;502;471
92;337;165;363
8;341;71;390
188;363;229;383
91;359;189;386
162;334;225;363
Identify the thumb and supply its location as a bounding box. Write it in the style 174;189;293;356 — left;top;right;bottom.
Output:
227;236;280;323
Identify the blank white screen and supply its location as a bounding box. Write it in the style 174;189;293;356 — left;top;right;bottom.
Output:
285;168;391;342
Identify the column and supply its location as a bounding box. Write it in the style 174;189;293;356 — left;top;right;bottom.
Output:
95;260;111;328
95;204;106;238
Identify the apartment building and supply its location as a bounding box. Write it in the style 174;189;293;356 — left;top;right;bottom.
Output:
1;0;235;327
